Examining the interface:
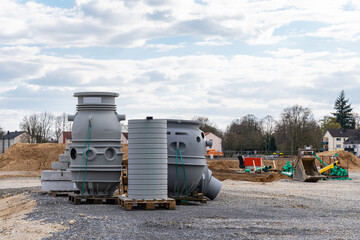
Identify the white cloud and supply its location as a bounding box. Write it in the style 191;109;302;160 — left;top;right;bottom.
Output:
0;0;358;48
0;44;359;130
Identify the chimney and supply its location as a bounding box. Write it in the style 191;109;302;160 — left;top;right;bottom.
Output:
7;131;9;135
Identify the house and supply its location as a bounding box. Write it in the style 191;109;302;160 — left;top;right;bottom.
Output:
58;131;72;144
322;129;359;151
205;132;222;152
121;132;128;144
344;132;360;157
0;131;28;153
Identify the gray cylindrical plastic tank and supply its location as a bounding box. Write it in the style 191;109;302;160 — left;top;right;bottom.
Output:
167;119;209;197
68;92;126;196
127;118;168;200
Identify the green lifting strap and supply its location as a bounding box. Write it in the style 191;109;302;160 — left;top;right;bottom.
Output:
81;122;92;197
175;148;180;196
76;123;92;185
178;148;188;197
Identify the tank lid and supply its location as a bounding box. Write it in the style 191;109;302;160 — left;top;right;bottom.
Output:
74;92;119;97
166;119;201;125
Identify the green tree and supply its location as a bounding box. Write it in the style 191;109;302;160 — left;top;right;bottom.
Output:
319;116;341;133
332;90;355;129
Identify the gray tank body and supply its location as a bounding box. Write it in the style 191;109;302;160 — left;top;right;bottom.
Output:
166;119;210;197
68;92;125;196
127;119;168;200
196;165;222;200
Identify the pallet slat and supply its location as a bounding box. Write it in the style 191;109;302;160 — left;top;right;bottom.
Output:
68;192;118;205
118;196;176;211
172;191;207;205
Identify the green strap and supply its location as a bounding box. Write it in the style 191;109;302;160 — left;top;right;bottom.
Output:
76;124;91;184
175;148;180;196
81;123;92;197
178;148;188;196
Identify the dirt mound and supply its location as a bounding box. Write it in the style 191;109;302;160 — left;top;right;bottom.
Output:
317;151;360;170
0;143;65;171
121;144;128;161
207;160;239;170
207;159;290;182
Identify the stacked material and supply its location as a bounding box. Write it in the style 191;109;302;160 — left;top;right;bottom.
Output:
41;144;76;191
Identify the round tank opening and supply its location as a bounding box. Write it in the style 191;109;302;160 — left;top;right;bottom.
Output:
201;132;205;139
85;148;96;161
70;148;77;160
105;147;116;161
196;136;201;142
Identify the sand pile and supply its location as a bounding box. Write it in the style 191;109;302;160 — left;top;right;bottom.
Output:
317;151;360;170
207;159;290;182
0;143;65;171
121;144;128;161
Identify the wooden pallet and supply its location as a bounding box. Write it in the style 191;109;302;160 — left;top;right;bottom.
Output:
118;165;128;196
118;197;176;211
172;191;207;205
50;191;72;197
68;192;118;205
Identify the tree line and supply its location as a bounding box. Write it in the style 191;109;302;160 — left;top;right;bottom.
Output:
0;91;357;151
195;90;359;155
19;112;72;143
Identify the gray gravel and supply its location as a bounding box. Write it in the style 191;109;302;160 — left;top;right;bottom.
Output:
7;172;360;239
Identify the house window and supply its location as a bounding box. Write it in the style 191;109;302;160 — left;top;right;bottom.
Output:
336;138;341;141
336;144;341;148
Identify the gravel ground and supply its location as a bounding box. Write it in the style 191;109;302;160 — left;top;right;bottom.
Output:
2;173;360;240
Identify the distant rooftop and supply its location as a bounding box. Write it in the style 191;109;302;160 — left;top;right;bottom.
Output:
327;129;359;138
0;131;25;139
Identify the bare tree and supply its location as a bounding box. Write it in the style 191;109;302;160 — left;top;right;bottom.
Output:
0;126;5;137
223;114;264;152
19;112;54;143
274;105;321;154
53;113;71;141
193;116;222;137
261;115;276;152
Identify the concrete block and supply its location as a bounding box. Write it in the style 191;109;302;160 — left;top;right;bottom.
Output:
41;180;77;191
41;170;72;181
51;161;69;170
59;154;70;163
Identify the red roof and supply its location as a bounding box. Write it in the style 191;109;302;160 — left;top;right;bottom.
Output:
62;131;72;139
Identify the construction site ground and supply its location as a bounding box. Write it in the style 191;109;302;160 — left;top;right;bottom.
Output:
1;170;360;239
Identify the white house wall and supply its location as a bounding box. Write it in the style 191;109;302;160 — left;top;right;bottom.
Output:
205;133;222;152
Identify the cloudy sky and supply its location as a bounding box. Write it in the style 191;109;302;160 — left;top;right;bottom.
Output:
0;0;359;131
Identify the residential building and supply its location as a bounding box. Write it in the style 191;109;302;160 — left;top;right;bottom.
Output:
322;129;359;151
205;132;222;152
121;132;128;144
58;131;72;144
344;132;360;157
0;131;28;153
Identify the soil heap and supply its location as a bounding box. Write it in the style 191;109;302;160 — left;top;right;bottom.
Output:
0;143;65;171
207;159;289;182
317;150;360;170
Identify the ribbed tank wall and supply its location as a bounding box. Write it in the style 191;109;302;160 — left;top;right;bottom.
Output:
166;119;207;197
69;92;126;196
128;119;168;200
